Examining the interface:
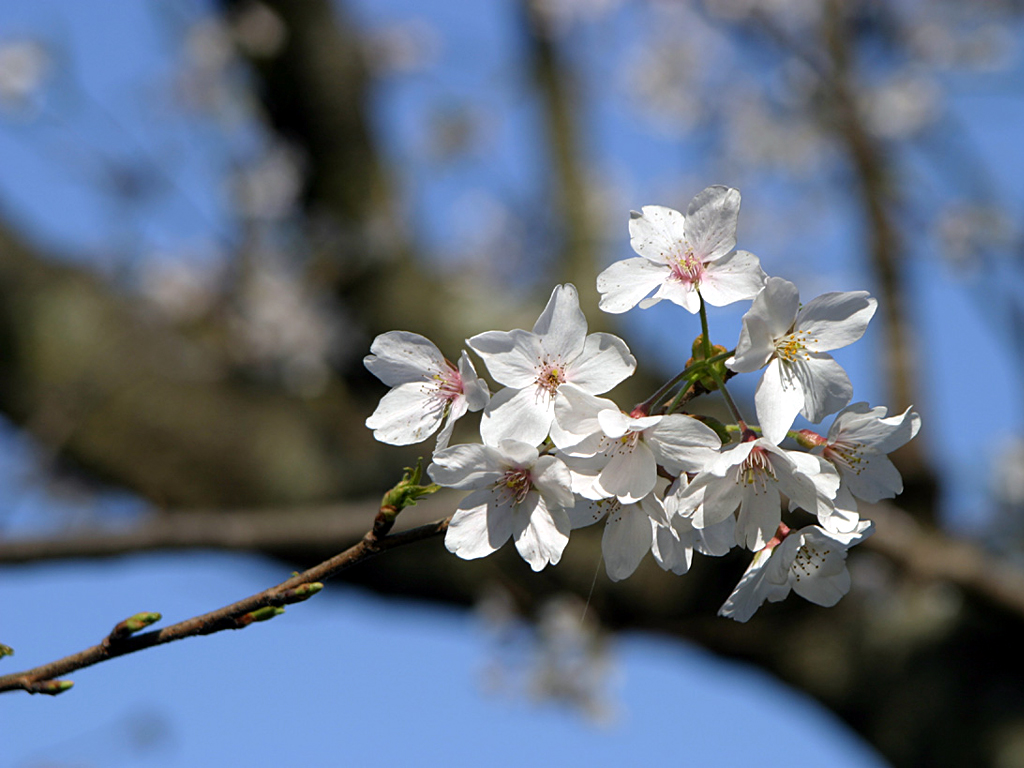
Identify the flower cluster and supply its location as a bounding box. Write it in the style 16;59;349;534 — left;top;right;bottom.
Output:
363;186;920;621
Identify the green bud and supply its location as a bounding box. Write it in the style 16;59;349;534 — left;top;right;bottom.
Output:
0;643;13;659
687;335;728;392
380;458;441;516
109;612;162;640
31;680;74;696
241;606;285;625
280;582;323;604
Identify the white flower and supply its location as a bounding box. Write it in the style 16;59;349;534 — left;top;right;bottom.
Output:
553;384;721;504
365;332;489;449
428;439;574;571
719;521;874;622
469;284;636;446
728;277;877;445
819;402;922;503
680;436;840;551
652;476;736;575
596;186;766;314
569;493;667;581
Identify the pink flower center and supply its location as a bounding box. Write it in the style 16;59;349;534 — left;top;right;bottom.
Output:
669;250;705;286
737;445;777;493
497;467;533;506
434;362;464;403
535;359;566;396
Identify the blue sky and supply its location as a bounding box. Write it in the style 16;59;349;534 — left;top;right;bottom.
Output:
2;0;1023;764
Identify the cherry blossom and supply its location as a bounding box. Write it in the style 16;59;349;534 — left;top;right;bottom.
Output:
596;186;766;314
428;439;574;571
553;384;721;504
364;331;489;449
652;476;736;575
719;521;874;622
468;284;635;446
679;434;840;551
728;277;877;445
568;493;667;581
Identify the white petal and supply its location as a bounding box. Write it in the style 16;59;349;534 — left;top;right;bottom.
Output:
365;382;444;446
645;414;721;474
364;331;445;386
821;484;861;533
567;333;637;393
480;386;554;446
728;312;776;373
842;453;904;502
513;496;571;571
467;329;544;389
532;454;575;509
652;522;693;575
693;471;744;528
754;277;800;340
698;249;767;307
567;497;610;529
696;515;737;557
596;257;670;314
602;505;654;581
685;186;741;262
796;291;876;352
428;443;503;489
795;354;853;424
754;359;804;445
646;278;702;314
532;284;587;360
597;439;657;504
718;548;778;622
596;408;633;438
628;205;686;264
445;490;514;560
551;384;614;454
458;351;490;412
735;485;781;550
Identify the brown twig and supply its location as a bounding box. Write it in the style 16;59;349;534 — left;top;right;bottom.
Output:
0;515;451;695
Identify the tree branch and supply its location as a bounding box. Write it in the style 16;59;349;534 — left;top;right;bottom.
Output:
0;515;451;695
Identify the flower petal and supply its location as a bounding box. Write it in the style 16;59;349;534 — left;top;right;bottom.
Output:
480;386;554;446
364;331;445;386
532;284;587;360
602;505;654;581
796;291;876;352
685;186;741;262
428;443;503;489
754;359;805;445
598;439;657;504
596;257;669;314
365;382;444;445
699;249;767;307
445;489;514;560
796;354;853;424
628;205;685;264
467;329;544;389
513;496;571;571
567;333;636;393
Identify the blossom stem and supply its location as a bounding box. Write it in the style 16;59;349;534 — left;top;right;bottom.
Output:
709;369;748;433
698;295;713;360
635;349;735;415
663;377;697;414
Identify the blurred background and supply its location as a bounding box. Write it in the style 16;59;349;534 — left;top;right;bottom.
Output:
1;0;1024;765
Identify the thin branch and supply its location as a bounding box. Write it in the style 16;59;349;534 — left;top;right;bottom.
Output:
0;515;451;695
